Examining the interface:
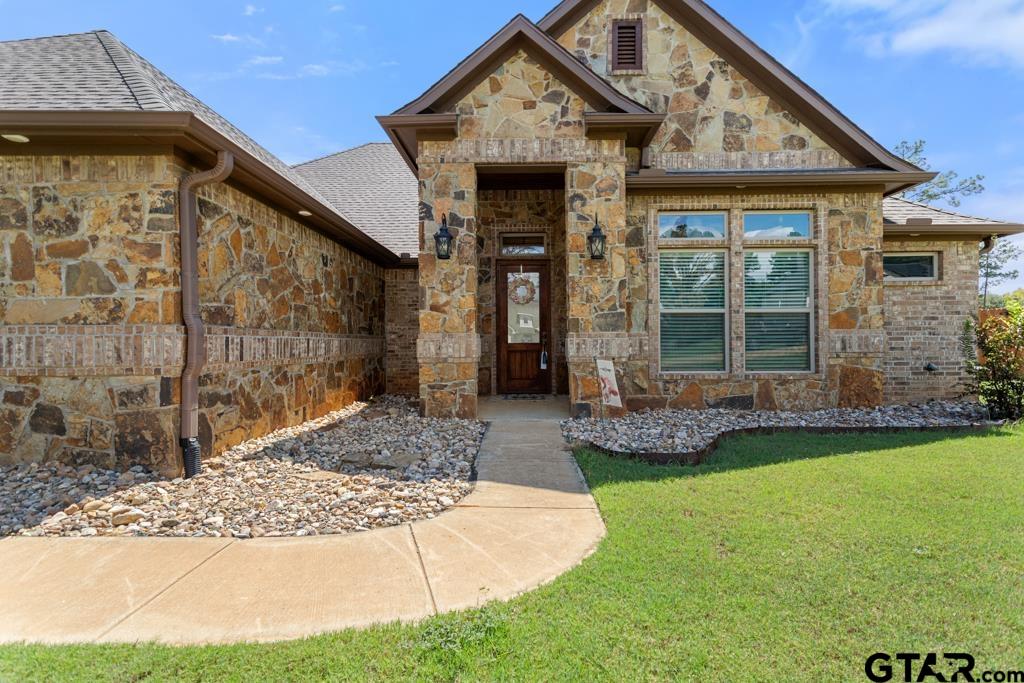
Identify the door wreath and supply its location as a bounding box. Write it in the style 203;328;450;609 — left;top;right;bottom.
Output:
508;275;537;306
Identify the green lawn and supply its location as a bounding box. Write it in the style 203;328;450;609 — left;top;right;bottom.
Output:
3;427;1023;682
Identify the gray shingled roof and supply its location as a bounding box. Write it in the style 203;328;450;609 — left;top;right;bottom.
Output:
293;143;419;257
883;197;1014;227
0;30;395;251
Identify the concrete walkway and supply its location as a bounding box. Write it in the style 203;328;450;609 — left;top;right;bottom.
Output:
0;410;604;645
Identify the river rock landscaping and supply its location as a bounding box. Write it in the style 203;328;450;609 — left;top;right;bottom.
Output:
1;396;485;539
561;401;993;454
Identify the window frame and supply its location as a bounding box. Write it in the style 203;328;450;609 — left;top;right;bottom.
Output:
657;247;730;374
656;210;729;243
742;247;816;374
883;252;940;283
742;210;814;241
611;19;644;72
497;232;547;259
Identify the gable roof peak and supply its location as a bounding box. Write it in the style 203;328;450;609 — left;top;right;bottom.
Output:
539;0;921;173
390;12;650;116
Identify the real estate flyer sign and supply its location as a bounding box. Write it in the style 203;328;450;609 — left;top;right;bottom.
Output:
596;360;622;408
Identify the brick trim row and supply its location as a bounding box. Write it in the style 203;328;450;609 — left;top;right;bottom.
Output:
0;325;383;377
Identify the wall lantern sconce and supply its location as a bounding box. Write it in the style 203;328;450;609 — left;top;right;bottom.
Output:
434;214;454;260
587;215;607;260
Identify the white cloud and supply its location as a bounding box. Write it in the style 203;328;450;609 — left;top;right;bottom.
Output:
256;60;368;80
243;4;263;16
820;0;1024;68
210;32;265;47
246;55;284;66
328;3;345;11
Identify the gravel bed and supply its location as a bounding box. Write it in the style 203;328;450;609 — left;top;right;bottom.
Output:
561;401;993;454
2;396;485;539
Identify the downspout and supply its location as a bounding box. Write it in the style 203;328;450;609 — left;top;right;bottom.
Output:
178;151;234;478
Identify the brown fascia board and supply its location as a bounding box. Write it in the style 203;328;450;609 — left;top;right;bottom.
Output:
539;0;925;175
626;169;936;195
375;113;458;175
885;223;1024;238
584;112;666;147
391;15;651;117
0;110;400;266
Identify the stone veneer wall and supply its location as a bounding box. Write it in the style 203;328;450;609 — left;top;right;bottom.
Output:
883;239;979;403
385;267;419;395
0;153;385;474
566;189;887;416
477;189;568;395
555;0;851;170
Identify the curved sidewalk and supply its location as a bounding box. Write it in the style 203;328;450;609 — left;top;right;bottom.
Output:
0;416;604;646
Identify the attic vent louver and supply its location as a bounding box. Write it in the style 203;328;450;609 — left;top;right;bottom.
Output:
612;20;643;71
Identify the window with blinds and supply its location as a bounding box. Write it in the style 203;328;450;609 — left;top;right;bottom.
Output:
744;250;813;372
612;20;643;71
659;251;727;372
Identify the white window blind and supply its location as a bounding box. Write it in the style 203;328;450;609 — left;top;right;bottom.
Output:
744;250;812;372
659;251;727;372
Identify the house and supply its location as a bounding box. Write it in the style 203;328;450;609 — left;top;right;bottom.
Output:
1;0;1021;474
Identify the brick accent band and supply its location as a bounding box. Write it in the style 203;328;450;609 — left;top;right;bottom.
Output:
417;333;481;362
565;334;649;361
0;325;383;377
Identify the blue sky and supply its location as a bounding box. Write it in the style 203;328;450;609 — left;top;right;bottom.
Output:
3;0;1023;289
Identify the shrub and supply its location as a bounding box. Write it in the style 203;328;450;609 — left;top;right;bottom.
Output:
963;300;1024;420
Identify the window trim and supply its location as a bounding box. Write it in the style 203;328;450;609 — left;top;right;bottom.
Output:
611;19;644;72
497;232;547;259
742;210;814;241
656;210;729;243
657;248;730;374
883;252;939;282
742;247;816;374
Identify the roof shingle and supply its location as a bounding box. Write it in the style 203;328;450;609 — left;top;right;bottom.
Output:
293;143;419;257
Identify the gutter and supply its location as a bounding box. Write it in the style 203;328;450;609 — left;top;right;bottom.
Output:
178;150;234;478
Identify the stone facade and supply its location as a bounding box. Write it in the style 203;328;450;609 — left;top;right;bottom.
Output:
1;153;387;474
555;0;849;170
883;239;979;403
565;189;886;416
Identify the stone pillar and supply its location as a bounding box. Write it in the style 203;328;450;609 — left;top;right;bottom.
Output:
416;161;480;418
564;160;628;418
826;198;887;407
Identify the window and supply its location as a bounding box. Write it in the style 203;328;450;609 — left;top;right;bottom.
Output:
744;250;813;372
499;233;546;257
612;20;643;71
744;212;811;240
884;253;938;281
658;212;727;240
659;251;727;372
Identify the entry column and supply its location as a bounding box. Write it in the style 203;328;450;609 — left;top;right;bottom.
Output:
417;161;480;418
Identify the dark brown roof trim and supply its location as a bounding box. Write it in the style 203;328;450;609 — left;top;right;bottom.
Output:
540;0;923;174
626;168;936;195
584;112;666;147
375;113;457;175
0;110;401;266
884;224;1024;238
392;15;651;117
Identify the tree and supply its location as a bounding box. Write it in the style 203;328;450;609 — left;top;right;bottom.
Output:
980;240;1023;308
894;140;985;207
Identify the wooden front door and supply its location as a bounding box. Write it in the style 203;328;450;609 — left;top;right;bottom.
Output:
497;262;551;394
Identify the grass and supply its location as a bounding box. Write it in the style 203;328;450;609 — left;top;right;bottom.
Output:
2;427;1023;682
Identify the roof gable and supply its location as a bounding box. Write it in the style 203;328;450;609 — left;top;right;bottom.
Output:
539;0;920;172
391;14;651;116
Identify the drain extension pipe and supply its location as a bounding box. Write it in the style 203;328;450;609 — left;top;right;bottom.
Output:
178;151;234;478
